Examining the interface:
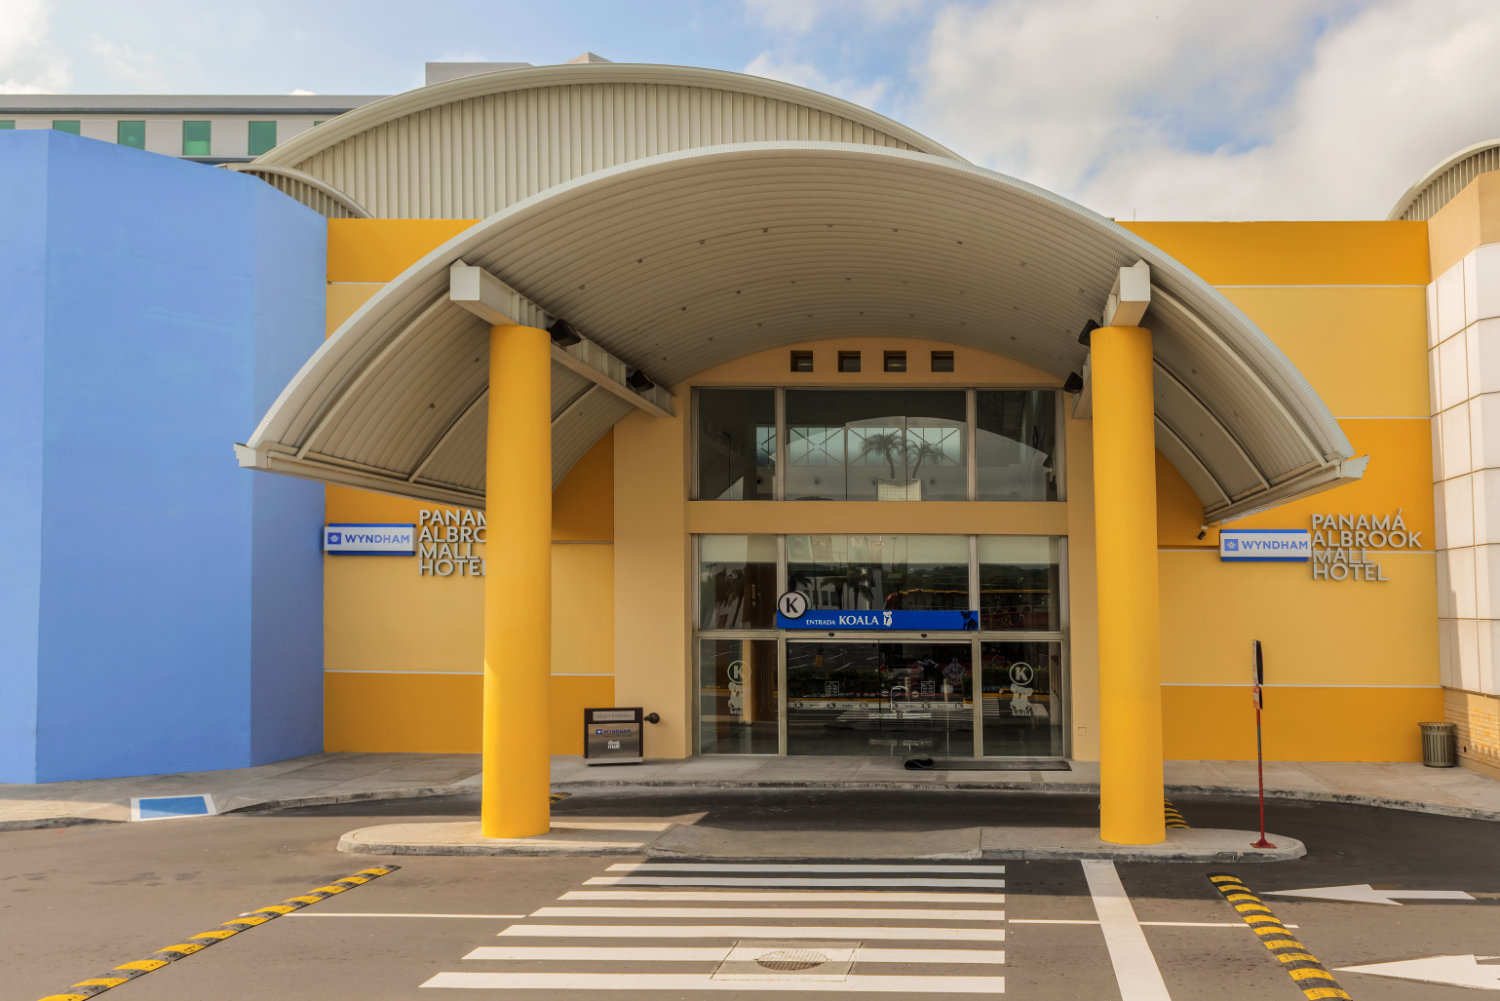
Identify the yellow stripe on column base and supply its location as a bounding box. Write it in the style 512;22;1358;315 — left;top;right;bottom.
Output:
1164;685;1443;761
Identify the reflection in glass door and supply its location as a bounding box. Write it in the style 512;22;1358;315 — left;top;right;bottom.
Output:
786;642;972;756
980;641;1064;756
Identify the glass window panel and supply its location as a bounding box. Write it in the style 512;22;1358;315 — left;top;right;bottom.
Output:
787;642;971;756
785;390;965;501
978;536;1061;631
976;390;1057;501
182;120;211;156
697;389;775;500
699;638;779;754
247;120;277;155
981;641;1063;756
698;534;777;630
787;534;968;612
117;120;145;149
52;120;80;135
0;121;15;130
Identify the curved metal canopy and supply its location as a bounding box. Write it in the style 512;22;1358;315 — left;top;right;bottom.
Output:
239;142;1360;523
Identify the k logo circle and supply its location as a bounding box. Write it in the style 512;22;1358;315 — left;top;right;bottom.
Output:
777;591;809;619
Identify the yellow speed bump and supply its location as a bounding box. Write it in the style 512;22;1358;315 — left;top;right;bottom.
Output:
1207;872;1352;1001
35;865;398;1001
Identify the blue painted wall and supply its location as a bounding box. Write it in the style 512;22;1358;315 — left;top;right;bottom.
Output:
0;131;325;782
0;135;50;782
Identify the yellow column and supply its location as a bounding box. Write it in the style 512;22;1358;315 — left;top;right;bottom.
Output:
482;323;552;838
1090;325;1165;845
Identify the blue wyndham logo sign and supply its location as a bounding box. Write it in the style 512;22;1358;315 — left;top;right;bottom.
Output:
776;609;980;631
1219;529;1311;563
324;523;416;555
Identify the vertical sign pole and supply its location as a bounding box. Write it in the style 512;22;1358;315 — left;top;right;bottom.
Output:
1250;639;1275;849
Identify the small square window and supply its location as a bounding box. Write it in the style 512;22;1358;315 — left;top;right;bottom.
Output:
0;121;15;130
931;350;955;373
247;120;277;156
117;120;145;149
790;350;814;373
837;351;861;373
182;120;211;156
52;120;80;135
883;351;907;373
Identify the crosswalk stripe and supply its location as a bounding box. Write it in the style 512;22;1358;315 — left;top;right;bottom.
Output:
531;906;1007;921
607;863;1008;875
461;946;1007;964
560;890;1005;904
497;924;1006;941
421;972;1006;992
585;876;1006;889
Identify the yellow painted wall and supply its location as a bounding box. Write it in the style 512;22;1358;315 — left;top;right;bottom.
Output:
1141;221;1437;761
321;217;614;756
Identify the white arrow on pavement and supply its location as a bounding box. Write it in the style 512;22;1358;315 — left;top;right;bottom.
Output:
1263;883;1476;906
1337;955;1500;990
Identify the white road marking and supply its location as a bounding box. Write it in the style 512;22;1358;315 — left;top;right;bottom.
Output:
606;863;1008;874
497;924;1006;941
420;972;1006;992
586;876;1005;888
285;912;525;919
531;906;1006;921
1083;860;1173;1001
1009;918;1296;928
561;889;1005;904
462;946;1007;964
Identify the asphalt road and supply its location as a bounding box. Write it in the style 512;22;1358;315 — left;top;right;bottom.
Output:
4;789;1498;1000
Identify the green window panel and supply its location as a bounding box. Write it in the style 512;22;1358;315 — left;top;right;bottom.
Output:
182;120;210;156
247;120;276;156
52;120;81;135
0;121;15;130
117;120;146;149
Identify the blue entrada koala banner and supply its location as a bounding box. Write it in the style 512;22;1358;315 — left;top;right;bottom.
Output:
1219;529;1311;562
776;609;980;630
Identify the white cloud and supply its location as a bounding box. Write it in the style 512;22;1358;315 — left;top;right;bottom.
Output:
910;0;1500;219
0;0;70;93
745;52;891;111
85;35;169;91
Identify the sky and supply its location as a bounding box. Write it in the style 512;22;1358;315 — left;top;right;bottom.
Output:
5;0;1500;220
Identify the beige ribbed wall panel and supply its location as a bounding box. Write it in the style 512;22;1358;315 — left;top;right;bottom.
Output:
415;394;488;493
1391;141;1500;221
551;389;635;488
231;166;372;218
291;84;918;219
1155;419;1230;511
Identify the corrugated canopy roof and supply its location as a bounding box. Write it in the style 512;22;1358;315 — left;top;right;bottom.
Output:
238;142;1361;523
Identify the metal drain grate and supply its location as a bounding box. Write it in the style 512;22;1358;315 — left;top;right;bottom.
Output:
755;949;831;972
713;940;857;982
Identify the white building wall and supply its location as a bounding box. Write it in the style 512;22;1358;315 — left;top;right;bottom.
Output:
1432;242;1500;697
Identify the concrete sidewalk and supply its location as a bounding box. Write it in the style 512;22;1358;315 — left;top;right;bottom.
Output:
4;752;1500;830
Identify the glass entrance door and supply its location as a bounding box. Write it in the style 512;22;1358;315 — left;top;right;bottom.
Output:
786;641;973;756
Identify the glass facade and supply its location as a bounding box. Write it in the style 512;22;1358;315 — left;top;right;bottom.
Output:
976;389;1057;500
696;388;1060;502
117;121;145;149
696;388;774;500
695;533;1065;758
52;120;80;135
247;121;277;156
182;120;211;156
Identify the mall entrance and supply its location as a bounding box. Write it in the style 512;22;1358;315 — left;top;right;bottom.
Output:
786;639;1062;757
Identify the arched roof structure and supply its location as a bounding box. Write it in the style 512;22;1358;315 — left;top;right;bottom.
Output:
1389;138;1500;221
245;62;961;219
239;142;1361;524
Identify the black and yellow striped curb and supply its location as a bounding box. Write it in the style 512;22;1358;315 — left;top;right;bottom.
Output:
1164;798;1189;829
36;865;399;1001
1207;872;1352;1000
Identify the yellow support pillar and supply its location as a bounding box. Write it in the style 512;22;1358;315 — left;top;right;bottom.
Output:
1090;325;1165;845
482;323;552;838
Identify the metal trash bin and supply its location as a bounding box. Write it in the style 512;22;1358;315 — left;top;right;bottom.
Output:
1419;721;1457;767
